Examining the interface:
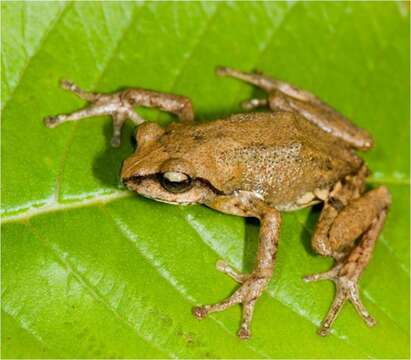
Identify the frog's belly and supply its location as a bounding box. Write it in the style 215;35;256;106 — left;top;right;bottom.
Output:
255;184;331;212
274;198;323;212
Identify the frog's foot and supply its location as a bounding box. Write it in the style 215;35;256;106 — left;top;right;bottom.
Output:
44;80;194;147
44;80;144;147
304;264;376;336
192;272;269;340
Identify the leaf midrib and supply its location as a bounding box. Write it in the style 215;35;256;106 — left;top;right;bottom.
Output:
2;178;408;224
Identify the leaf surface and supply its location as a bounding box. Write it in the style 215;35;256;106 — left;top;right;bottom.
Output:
2;2;409;358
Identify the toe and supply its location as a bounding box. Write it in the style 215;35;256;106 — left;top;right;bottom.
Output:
365;316;377;327
215;66;229;76
110;135;121;148
192;306;208;320
44;116;59;128
304;272;330;282
60;79;76;91
215;260;247;283
215;259;228;272
363;314;376;327
317;325;331;337
304;267;340;283
238;327;251;340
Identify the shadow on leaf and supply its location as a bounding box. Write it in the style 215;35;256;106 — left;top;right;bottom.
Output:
300;205;322;256
92;120;135;189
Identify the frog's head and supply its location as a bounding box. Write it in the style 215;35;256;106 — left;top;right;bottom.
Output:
121;122;216;205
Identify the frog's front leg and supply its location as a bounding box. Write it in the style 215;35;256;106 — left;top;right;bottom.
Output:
193;193;281;340
217;66;373;151
44;80;194;147
306;179;391;336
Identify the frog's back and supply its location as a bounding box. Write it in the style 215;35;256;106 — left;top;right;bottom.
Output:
163;112;363;209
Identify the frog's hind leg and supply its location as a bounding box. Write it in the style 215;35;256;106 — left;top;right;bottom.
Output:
216;66;373;151
268;89;374;151
44;80;194;147
305;178;391;336
217;66;278;92
217;66;320;103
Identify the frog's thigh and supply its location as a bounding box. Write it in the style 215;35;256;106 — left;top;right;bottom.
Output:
313;186;391;257
216;66;319;101
329;186;391;253
306;187;390;335
268;91;373;151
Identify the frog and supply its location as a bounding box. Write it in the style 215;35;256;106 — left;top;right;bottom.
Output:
44;66;391;340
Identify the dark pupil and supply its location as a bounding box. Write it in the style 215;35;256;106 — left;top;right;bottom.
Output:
159;174;193;193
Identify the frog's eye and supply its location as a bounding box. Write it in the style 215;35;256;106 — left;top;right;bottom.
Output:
160;172;193;193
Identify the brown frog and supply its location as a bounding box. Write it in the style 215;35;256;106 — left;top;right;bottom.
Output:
44;67;391;340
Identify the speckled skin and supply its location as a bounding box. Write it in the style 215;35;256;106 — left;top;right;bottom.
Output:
44;67;391;340
123;111;362;210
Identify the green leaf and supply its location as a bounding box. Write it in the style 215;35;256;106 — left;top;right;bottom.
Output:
2;2;409;358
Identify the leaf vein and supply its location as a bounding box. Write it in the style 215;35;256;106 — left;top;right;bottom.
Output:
54;3;143;203
26;221;172;358
179;209;366;352
165;2;220;93
102;206;270;359
1;306;51;352
2;1;71;110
